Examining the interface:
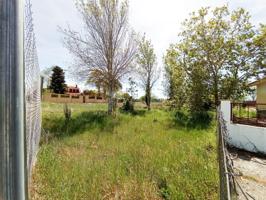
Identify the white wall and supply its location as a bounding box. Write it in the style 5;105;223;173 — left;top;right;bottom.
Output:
220;101;266;154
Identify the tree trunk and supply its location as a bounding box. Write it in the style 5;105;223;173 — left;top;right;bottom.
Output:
214;77;219;107
103;87;107;99
147;97;151;110
108;86;114;115
145;88;151;110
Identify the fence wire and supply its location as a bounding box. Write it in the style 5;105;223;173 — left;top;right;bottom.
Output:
24;0;41;179
218;108;255;200
218;110;233;200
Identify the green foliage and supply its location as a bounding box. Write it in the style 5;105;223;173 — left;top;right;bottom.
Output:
126;77;138;100
116;92;130;103
150;95;162;103
122;92;131;100
33;103;218;199
254;25;266;76
175;110;213;129
62;0;136;115
50;66;66;94
165;6;264;110
139;95;161;103
83;89;97;96
120;96;134;113
63;104;71;123
174;111;189;126
87;69;122;97
137;35;158;110
164;45;187;109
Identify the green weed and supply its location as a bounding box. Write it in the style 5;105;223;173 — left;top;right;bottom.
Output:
32;103;219;200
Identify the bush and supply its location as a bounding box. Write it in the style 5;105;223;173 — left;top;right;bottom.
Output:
174;110;212;129
51;94;59;98
120;97;134;113
175;111;189;126
188;111;212;128
61;94;70;98
64;104;71;123
83;90;97;96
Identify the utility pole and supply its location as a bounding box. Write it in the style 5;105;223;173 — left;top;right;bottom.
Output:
0;0;27;199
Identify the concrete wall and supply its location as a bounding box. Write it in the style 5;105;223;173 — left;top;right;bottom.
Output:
221;101;266;154
42;93;107;104
84;95;106;103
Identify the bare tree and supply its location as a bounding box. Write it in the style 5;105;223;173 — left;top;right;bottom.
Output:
136;35;158;110
61;0;137;114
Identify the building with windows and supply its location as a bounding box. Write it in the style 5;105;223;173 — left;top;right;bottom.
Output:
249;77;266;104
66;85;80;94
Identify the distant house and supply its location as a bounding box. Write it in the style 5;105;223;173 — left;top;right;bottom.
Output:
66;85;80;94
249;77;266;118
249;77;266;104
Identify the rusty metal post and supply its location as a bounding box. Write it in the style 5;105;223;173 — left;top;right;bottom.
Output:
0;0;27;199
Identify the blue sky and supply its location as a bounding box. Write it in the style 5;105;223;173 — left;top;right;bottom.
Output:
32;0;266;98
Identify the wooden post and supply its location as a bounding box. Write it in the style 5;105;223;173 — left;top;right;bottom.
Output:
0;0;27;199
40;76;44;100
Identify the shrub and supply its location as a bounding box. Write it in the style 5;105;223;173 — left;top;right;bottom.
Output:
83;90;97;96
51;94;59;98
174;110;212;129
175;111;189;126
120;96;134;113
63;104;71;123
61;94;70;98
188;111;212;128
71;95;80;99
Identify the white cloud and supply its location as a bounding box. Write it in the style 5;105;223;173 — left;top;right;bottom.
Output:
32;0;266;98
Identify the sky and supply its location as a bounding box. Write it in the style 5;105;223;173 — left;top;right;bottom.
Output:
32;0;266;98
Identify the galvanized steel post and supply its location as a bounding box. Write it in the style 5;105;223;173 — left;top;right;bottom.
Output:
0;0;27;199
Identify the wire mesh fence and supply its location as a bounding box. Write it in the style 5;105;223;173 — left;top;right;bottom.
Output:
217;106;242;200
24;0;41;179
218;109;232;200
217;107;258;200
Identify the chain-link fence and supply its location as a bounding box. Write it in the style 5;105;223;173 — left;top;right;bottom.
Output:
24;0;41;179
218;108;236;200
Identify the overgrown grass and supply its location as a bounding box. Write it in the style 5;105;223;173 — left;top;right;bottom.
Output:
232;106;257;118
174;110;213;129
31;102;219;200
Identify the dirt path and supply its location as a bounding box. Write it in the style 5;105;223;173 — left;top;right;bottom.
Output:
230;149;266;200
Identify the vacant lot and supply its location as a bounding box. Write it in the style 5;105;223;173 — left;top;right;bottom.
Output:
31;103;218;200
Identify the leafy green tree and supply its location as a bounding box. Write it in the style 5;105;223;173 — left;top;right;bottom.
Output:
87;69;104;96
136;35;158;110
87;69;123;99
254;25;266;76
50;66;66;94
126;77;138;100
164;45;187;109
165;6;263;111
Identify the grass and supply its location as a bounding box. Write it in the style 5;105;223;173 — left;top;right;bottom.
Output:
232;106;257;119
31;103;219;200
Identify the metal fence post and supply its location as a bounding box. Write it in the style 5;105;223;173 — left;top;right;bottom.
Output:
0;0;27;199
